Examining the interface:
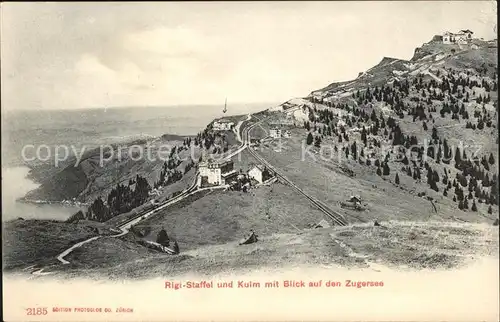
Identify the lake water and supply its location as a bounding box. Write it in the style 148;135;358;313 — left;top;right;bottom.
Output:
1;166;84;222
1;103;276;221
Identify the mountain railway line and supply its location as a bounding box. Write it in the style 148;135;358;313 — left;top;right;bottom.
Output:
55;112;349;267
243;119;348;227
56;172;200;265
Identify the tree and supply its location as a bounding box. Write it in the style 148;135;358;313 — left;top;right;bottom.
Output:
489;153;495;165
351;142;358;159
395;173;400;184
488;205;493;214
314;136;322;148
133;175;151;207
66;210;85;223
471;199;478;211
306;133;313;145
361;127;367;145
89;196;110;222
454;147;462;169
376;166;382;176
431;127;439;142
383;162;390;176
156;228;170;246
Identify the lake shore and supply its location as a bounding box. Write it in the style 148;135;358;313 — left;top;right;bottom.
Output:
1;166;83;222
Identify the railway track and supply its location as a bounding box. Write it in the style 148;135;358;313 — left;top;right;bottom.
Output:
115;172;199;230
56;173;200;265
243;119;348;226
56;114;346;267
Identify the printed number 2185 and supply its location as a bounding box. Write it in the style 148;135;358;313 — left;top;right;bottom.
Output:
26;308;48;315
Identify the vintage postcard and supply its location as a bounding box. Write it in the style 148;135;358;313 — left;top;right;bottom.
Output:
1;1;499;321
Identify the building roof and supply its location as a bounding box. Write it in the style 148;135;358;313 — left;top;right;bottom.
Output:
460;29;473;33
221;169;237;178
199;159;233;168
249;164;265;172
349;195;362;202
215;119;234;124
314;219;331;228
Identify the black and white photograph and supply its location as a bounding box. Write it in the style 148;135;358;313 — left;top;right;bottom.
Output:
1;2;499;321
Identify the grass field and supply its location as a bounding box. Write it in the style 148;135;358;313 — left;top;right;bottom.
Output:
2;219;116;270
252;126;497;224
129;183;327;251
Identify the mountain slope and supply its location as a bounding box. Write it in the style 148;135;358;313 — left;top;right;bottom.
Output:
264;35;498;223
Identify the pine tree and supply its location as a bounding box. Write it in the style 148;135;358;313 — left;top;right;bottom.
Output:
306;133;313;145
454;147;462;169
89;197;105;222
488;205;493;214
471;199;477;211
314;136;322;148
383;162;390;176
431;127;439;142
361;127;367;145
376;166;382;176
351;142;358;159
395;173;400;184
156;228;170;246
489;152;495;165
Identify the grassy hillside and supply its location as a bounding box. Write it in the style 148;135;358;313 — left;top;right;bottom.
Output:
264;37;498;224
120;183;327;251
28;221;499;280
5;36;498;280
2;219;116;270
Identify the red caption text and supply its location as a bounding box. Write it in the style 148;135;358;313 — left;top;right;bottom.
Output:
165;280;384;290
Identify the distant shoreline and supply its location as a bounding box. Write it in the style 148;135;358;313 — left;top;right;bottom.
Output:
1;166;83;221
16;197;89;208
2;103;274;217
2;102;280;114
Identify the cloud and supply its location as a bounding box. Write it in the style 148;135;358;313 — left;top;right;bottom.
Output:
124;27;218;57
66;27;224;107
1;2;497;111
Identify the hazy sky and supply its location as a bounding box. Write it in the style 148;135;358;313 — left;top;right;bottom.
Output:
1;1;497;111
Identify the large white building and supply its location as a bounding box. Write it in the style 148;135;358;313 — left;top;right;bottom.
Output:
213;119;235;131
442;30;473;44
248;164;273;184
270;128;282;138
199;159;237;185
248;165;265;183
